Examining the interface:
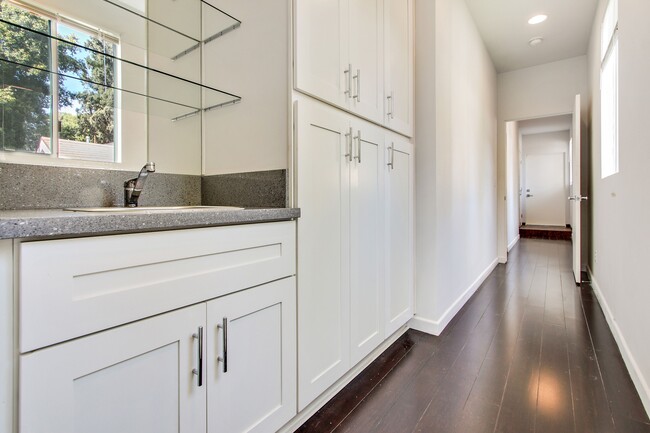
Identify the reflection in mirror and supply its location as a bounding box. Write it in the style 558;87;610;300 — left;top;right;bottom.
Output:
0;0;241;174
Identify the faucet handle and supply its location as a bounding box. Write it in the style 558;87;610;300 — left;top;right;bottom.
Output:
145;162;155;172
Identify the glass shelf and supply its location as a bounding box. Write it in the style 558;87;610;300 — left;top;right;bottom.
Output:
0;16;241;121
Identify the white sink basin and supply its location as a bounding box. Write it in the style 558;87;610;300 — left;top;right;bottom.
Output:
64;206;244;213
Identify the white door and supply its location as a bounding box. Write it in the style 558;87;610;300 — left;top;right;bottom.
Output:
20;305;206;433
570;94;585;284
350;121;384;365
207;278;296;433
348;0;384;123
294;0;349;108
296;99;351;410
385;136;414;336
384;0;413;137
524;153;566;226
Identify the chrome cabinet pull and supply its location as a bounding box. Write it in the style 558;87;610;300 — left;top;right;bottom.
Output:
353;69;361;102
387;143;395;170
344;64;352;98
217;318;228;373
387;91;395;119
192;326;203;387
345;128;353;162
354;130;362;163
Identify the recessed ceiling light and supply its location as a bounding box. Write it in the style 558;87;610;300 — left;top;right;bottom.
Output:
528;14;548;25
528;37;544;47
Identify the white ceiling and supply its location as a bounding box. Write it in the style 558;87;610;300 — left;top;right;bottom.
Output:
517;114;573;136
464;0;599;73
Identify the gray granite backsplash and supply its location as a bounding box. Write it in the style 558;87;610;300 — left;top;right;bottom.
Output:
0;163;287;210
0;163;201;210
202;170;287;208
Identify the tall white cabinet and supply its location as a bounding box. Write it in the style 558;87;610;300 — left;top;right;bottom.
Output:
295;96;414;411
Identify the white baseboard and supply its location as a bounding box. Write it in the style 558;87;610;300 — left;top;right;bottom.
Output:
508;235;520;252
498;256;507;264
278;325;409;433
409;258;499;336
588;268;650;417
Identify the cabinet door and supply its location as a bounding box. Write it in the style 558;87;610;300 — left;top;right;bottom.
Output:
296;99;351;410
20;304;207;433
385;137;414;336
207;278;296;433
384;0;414;137
348;0;384;123
350;121;384;365
294;0;349;108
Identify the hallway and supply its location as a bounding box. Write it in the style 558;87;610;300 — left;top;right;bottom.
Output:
299;239;650;433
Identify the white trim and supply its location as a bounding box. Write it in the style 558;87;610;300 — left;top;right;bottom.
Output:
588;267;650;417
278;325;409;433
498;256;508;264
508;234;520;252
409;258;499;336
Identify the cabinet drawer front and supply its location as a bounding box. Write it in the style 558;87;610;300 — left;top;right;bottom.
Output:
19;221;295;352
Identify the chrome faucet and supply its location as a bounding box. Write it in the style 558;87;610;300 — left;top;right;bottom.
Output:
124;162;155;207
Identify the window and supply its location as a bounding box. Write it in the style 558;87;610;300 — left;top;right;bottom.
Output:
0;1;118;163
600;0;618;178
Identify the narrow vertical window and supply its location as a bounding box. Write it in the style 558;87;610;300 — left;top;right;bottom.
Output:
600;0;618;178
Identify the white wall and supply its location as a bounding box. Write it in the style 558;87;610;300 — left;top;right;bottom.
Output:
505;121;520;249
202;0;289;175
413;0;497;335
496;56;588;260
521;131;571;225
587;0;650;415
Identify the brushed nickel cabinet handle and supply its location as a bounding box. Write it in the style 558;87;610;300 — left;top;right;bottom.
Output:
344;64;352;98
345;127;353;162
353;69;361;102
217;318;228;373
192;326;203;386
354;130;362;163
388;143;395;170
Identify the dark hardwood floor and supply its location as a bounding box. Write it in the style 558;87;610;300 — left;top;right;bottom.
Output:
297;239;650;433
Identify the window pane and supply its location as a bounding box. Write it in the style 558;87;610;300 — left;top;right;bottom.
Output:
601;40;618;178
601;0;618;60
0;4;52;154
58;22;117;162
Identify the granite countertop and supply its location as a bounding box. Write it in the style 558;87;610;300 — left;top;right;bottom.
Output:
0;207;301;240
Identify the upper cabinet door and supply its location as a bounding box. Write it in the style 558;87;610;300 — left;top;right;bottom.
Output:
384;0;414;137
19;304;207;433
294;0;349;108
207;278;296;433
348;0;384;123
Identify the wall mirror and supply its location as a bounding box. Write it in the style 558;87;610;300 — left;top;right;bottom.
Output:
0;0;241;174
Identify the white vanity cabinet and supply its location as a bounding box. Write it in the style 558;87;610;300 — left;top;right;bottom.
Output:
15;221;297;433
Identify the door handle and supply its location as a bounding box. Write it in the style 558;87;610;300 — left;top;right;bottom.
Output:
344;64;352;98
345;128;353;162
526;194;534;198
192;326;203;386
387;92;394;119
387;143;395;170
568;195;589;201
352;69;361;102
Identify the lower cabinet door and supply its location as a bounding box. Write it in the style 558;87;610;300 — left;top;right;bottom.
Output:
207;277;297;433
19;304;207;433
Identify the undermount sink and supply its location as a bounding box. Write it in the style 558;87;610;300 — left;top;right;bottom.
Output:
64;206;244;213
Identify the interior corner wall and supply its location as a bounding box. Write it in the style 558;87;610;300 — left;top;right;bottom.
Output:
496;56;588;260
202;0;289;176
587;0;650;415
412;0;497;336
